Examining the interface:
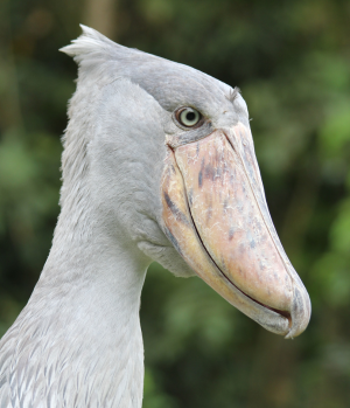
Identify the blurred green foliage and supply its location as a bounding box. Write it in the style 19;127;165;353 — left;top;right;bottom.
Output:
1;0;350;407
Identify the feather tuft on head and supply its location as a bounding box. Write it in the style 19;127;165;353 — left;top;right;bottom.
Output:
59;25;122;63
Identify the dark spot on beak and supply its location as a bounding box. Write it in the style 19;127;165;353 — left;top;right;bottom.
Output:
188;189;194;206
198;171;203;188
198;158;205;188
205;163;215;181
223;198;229;214
215;164;222;179
163;192;190;227
238;267;246;279
229;174;234;186
250;240;256;249
229;227;235;240
239;243;246;255
164;229;183;256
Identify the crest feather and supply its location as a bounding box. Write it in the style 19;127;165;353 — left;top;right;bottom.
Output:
59;25;123;63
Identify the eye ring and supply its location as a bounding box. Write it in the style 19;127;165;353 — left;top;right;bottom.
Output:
175;107;203;128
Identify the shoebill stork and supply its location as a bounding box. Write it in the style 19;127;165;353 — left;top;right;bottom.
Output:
0;26;311;408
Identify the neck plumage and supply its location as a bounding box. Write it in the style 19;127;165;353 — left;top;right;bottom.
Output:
0;194;149;408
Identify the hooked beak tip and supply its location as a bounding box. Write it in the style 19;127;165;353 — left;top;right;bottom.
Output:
284;286;311;339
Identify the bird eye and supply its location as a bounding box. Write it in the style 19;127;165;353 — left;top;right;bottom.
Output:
176;107;202;128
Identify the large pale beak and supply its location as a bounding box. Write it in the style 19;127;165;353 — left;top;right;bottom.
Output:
161;123;311;338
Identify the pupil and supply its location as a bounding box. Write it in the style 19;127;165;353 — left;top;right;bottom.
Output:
186;112;196;121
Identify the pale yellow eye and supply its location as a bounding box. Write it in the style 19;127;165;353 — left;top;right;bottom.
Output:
176;107;202;127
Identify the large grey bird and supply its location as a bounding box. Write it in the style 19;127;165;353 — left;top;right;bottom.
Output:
0;26;311;408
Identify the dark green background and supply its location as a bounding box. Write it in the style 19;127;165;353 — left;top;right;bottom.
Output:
1;0;350;407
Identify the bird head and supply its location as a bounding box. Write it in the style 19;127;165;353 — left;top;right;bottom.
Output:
61;26;311;339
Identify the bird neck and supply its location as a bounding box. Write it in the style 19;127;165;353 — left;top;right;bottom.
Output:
1;201;150;408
